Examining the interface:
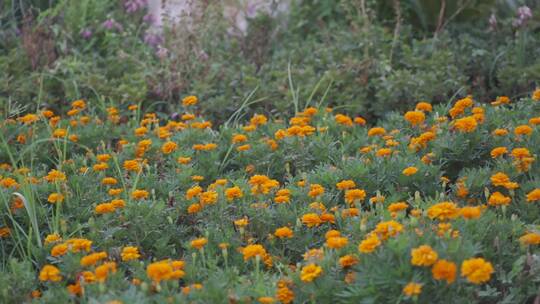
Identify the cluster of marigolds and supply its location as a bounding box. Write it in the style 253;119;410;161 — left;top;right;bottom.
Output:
1;89;540;303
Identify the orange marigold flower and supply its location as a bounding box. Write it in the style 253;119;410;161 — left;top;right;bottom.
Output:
402;166;418;176
326;236;348;249
302;213;322;228
39;265;62;282
191;238;208;250
161;141;177;154
490;147;507;158
367;127;386;137
404;111;426;126
453;116;477;133
526;189;540;203
432;259;457;284
274;227;294;239
519;232;540;245
131;189;149;200
492;128;509;136
488;191;511;206
514;125;533;136
242;244;267;261
80;251;107;267
182;95;198;106
460;206;482;219
415;102;432;112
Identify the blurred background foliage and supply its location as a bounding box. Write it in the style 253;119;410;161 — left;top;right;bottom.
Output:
1;0;539;122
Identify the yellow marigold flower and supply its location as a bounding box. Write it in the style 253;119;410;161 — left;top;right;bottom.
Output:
488;191;511;206
358;234;381;253
93;162;109;171
131;189;149;200
191;238;208;250
51;243;68;257
326;236;348;249
250;114;267;126
274;227;294;239
526;189;540;203
453;116;477;133
199;191;218;205
519;232;540;245
490;147;507;158
44;233;62;245
404;111;426;126
234;217;249;228
161;141;177;154
461;258;494;284
432;259;457;284
427;202;460;221
66;238;92;253
182;95;198;106
95;203;116;214
411;245;438;267
402;166;418;176
373;220;403;240
80;251;107;267
39;265;62;282
52;128;67;138
47;193;64;204
300;263;322;282
402;282;422;297
186;186;203;200
336;180;356;190
492;128;509;136
514;125;533;136
301;213;322;227
121;246;141;261
242;244;267;261
415;102;432;112
345;189;366;204
460;206;482;219
44;169;66;183
18;113;40;124
367;127;386;137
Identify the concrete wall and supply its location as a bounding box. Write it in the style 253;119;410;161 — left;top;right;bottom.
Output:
146;0;290;35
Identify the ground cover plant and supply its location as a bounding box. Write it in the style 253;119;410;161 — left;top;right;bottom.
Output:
1;90;540;303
